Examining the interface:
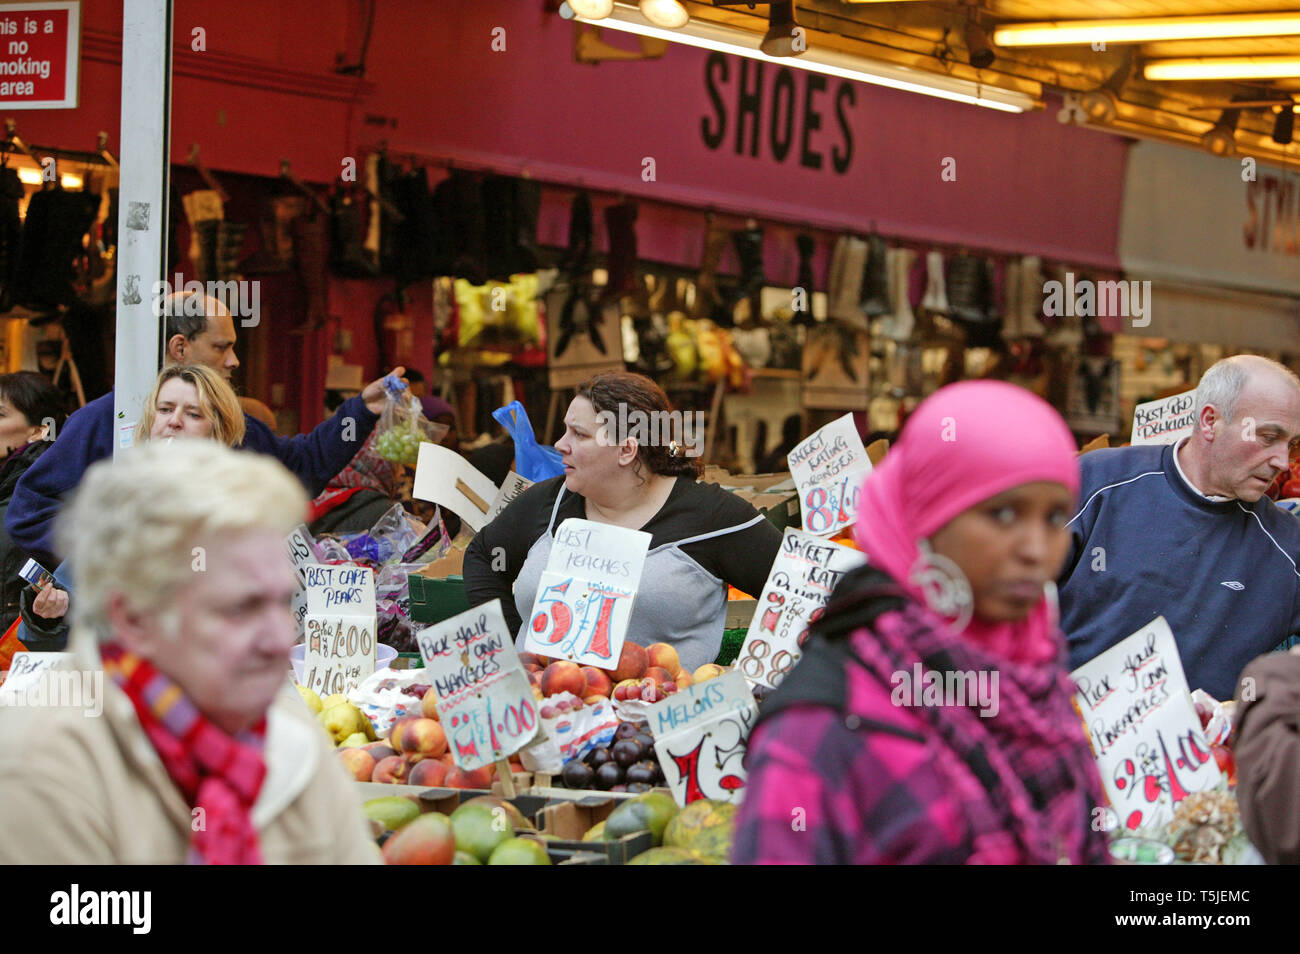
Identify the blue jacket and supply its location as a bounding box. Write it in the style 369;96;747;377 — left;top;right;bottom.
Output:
1058;440;1300;701
4;390;379;565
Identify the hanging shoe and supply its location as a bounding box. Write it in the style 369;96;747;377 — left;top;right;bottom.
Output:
877;246;916;342
732;222;766;302
560;190;593;278
693;214;728;320
793;233;816;326
601;201;639;304
827;235;867;328
921;250;949;315
859;232;891;318
1015;255;1047;337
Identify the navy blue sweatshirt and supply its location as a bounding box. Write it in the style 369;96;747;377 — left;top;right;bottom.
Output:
4;390;379;566
1058;440;1300;701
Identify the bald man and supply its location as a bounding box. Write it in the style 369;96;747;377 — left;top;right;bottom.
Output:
6;292;401;566
1058;354;1300;700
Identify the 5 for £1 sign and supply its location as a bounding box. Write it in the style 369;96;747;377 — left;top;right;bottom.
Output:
523;518;650;668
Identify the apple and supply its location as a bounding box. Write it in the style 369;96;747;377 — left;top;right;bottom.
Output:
611;642;648;682
540;661;587;698
421;688;441;721
338;747;376;781
399;718;448;761
408;758;450;788
373;755;409;784
582;666;614;698
646;642;681;678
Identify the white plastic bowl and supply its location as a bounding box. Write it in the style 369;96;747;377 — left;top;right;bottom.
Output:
289;642;397;684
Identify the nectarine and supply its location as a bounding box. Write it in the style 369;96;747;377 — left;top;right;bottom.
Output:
409;758;450;788
445;765;495;789
400;718;448;761
421;688;440;721
646;642;681;678
644;666;673;688
540;661;586;698
338;747;376;782
611;642;648;682
373;755;410;784
582;666;613;698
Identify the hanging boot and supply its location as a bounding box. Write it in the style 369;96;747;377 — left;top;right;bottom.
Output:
291;211;329;335
243;195;306;275
921;250;949;315
1015;255;1047;337
946;254;1000;348
877;246;916;342
601;200;639;304
859;232;891;318
561;190;593;278
731;221;765;313
826;235;867;328
693;214;728;320
482;174;516;282
793;233;816;326
215;221;248;282
513;177;541;276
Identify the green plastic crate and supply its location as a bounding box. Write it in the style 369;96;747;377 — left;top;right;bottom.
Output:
407;573;471;625
716;628;746;667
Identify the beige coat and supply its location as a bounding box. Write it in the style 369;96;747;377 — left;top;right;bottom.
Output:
0;630;380;864
1233;651;1300;866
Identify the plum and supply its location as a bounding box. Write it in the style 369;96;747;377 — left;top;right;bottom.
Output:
625;761;656;786
562;760;595;790
595;762;624;790
612;739;642;768
587;747;613;769
614;722;641;742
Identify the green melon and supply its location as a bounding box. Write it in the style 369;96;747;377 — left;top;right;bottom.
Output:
627;846;712;865
450;801;514;863
362;796;420;832
663;798;737;863
605;791;679;846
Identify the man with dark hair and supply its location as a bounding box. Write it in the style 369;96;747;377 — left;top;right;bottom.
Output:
6;291;403;566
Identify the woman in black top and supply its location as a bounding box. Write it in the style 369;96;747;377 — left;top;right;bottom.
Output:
464;372;781;672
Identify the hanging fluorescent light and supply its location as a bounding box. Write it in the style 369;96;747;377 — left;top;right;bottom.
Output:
1079;50;1134;124
569;0;614;19
1146;57;1300;82
639;0;688;29
994;13;1300;47
572;3;1037;112
760;2;802;58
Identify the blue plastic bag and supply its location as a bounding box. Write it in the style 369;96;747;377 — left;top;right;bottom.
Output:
493;400;564;482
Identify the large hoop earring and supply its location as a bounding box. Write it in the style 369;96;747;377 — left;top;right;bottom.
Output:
910;539;974;633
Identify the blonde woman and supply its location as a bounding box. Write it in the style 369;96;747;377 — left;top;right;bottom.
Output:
135;363;246;446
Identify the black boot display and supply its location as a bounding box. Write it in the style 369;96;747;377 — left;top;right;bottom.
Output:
601;200;638;304
792;232;816;326
859;232;891;318
561;190;593;277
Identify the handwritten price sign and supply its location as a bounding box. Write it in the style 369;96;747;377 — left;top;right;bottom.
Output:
736;529;865;689
1070;616;1221;832
646;670;756;807
1130;390;1196;446
523;519;650;668
787;413;872;537
302;563;377;696
417;600;539;771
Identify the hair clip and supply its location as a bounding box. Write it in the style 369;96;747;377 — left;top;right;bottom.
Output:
669;440;680;458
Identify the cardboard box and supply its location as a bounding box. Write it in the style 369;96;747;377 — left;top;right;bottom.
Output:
535;798;654;865
725;599;757;630
352;781;547;827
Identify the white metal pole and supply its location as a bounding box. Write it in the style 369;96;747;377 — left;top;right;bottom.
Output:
112;0;173;454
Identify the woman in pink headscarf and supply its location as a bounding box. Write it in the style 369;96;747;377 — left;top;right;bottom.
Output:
732;381;1109;865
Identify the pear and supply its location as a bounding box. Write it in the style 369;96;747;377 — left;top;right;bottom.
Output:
340;732;370;749
319;703;366;745
295;684;323;715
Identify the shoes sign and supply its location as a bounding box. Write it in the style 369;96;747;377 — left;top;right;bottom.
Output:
523;518;651;669
1070;616;1221;833
416;599;539;772
301;562;377;698
787;413;872;538
645;670;757;808
736;529;866;690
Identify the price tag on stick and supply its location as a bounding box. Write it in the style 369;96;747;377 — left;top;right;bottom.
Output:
522;519;651;668
416;600;540;772
787;414;872;537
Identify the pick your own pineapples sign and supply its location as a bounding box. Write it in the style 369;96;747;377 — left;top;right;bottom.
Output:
417;599;539;772
736;529;866;690
646;670;757;808
787;413;872;537
1070;616;1221;833
523;518;651;669
301;563;377;697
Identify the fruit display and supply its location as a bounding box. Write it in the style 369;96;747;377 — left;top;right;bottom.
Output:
374;418;432;467
663;798;738;863
566;720;664;792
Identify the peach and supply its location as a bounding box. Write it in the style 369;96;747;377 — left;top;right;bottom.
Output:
540;661;587;698
524;663;542;674
527;670;541;687
518;652;546;669
388;715;421;752
646;642;681;677
674;669;693;688
421;689;440;721
438;751;455;767
408;758;450;788
400;718;448;761
644;666;673;688
582;666;614;698
445;765;495;789
532;685;545;701
338;747;376;781
362;742;399;762
373;755;410;784
611;642;648;682
693;663;726;683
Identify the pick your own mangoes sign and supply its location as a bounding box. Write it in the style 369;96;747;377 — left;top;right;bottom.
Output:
417;599;539;771
301;563;377;697
787;414;872;537
736;528;865;689
1070;616;1221;833
646;670;756;808
523;518;651;668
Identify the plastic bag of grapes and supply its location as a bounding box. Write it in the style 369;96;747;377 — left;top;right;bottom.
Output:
373;375;449;467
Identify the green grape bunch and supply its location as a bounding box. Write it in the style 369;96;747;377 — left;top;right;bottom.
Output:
375;418;427;467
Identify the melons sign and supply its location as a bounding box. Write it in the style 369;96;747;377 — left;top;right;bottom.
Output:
646;670;756;808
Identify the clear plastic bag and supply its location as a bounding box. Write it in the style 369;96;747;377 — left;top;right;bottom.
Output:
373;375;449;467
375;562;423;652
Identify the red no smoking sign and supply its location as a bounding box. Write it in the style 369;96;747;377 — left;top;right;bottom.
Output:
0;1;79;109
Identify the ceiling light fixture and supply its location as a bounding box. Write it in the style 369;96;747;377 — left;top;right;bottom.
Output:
964;7;995;70
760;1;803;57
1274;103;1296;146
568;0;615;19
1146;57;1300;82
1079;50;1134;124
994;13;1300;47
571;3;1038;112
639;0;688;29
1200;107;1240;156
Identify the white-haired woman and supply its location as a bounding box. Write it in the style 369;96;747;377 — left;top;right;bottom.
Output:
0;440;379;864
